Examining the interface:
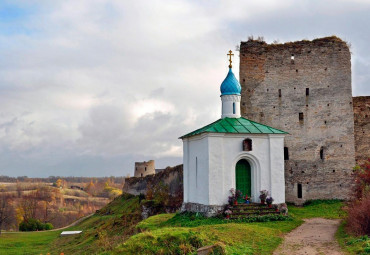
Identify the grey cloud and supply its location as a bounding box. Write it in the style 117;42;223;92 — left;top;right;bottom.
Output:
0;0;369;177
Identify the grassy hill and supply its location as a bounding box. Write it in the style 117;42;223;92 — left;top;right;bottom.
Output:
1;195;368;255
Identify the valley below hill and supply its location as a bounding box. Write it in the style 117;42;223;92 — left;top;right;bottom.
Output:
0;176;124;231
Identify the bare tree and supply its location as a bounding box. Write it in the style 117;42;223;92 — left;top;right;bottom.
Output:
16;181;23;198
18;192;39;221
0;194;15;234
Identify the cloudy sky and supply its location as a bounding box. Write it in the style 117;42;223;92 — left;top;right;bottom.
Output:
0;0;369;177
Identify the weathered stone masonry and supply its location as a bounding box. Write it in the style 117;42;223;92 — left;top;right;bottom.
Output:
239;37;356;204
134;160;155;178
353;96;370;166
124;164;183;196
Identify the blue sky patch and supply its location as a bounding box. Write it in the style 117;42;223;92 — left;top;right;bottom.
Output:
0;4;31;22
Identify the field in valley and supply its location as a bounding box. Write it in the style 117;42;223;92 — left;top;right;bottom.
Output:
0;176;124;232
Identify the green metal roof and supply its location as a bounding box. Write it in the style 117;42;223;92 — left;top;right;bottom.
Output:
180;117;288;139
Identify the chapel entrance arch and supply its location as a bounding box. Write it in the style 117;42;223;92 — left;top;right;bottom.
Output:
235;159;251;202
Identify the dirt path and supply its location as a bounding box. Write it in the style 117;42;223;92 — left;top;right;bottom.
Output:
273;218;343;255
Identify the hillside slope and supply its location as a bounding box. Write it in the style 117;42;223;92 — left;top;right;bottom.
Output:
1;195;355;255
50;193;142;254
50;197;345;254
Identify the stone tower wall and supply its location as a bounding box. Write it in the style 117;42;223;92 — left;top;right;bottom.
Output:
353;96;370;166
239;36;356;204
134;160;155;178
125;164;183;196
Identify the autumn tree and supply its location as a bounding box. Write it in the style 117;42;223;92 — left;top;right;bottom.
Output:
17;191;39;222
0;194;15;234
16;181;23;198
85;180;96;195
53;178;67;188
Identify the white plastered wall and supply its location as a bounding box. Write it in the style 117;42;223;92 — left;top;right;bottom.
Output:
221;95;241;118
183;133;285;206
183;135;210;205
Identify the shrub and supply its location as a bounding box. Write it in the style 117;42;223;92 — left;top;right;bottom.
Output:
19;218;40;231
44;223;53;230
353;158;370;199
346;194;370;236
152;182;170;206
19;218;53;231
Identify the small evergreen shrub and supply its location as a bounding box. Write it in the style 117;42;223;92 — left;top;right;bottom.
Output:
44;223;54;230
19;219;53;231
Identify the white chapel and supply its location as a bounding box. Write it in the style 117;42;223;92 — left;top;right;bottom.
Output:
180;51;287;216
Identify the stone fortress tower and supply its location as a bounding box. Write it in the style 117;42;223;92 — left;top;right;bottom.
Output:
239;36;357;204
134;160;155;177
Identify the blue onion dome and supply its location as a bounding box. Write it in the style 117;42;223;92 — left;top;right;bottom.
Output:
220;68;241;95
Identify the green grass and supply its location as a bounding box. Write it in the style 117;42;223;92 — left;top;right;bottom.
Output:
0;198;349;255
136;213;175;231
49;193;142;254
125;215;300;255
288;199;346;219
117;223;284;255
119;200;346;254
0;231;62;255
336;221;370;254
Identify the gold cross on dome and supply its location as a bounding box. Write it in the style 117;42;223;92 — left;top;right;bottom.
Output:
227;50;234;68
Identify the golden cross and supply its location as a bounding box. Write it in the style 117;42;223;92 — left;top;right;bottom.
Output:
227;50;234;68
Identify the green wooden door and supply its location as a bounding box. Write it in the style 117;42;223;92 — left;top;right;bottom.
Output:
236;159;251;202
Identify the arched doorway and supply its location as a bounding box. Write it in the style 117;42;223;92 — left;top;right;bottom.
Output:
235;159;251;202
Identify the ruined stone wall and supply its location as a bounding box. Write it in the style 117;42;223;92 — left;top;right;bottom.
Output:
124;164;183;196
239;36;356;204
353;96;370;166
134;160;155;177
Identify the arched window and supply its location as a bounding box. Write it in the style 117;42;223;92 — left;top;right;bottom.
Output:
243;138;252;151
233;102;236;114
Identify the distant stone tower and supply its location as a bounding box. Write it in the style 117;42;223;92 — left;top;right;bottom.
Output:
239;36;356;204
134;160;155;177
